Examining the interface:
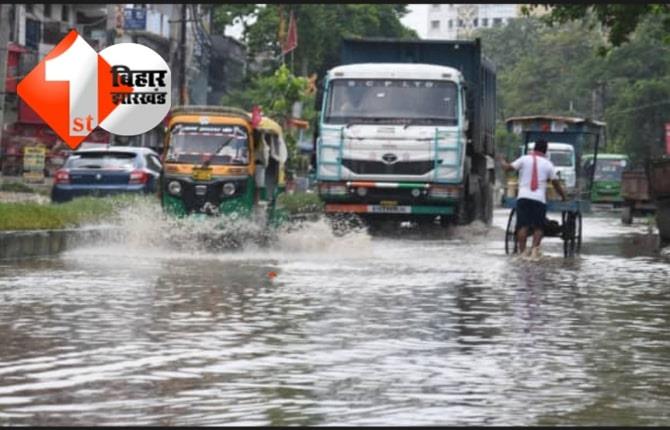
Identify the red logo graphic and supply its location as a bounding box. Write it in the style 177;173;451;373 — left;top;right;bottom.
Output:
18;30;171;150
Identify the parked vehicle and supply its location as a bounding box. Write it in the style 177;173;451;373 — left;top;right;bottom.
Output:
582;153;628;204
314;38;496;227
526;142;578;192
160;106;288;224
648;156;670;243
51;146;161;203
620;168;655;225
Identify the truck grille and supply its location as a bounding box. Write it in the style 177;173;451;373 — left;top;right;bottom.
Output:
342;159;434;176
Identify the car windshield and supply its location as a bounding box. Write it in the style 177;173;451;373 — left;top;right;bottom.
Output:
65;152;138;169
595;159;627;181
549;150;574;167
166;124;249;165
325;79;458;125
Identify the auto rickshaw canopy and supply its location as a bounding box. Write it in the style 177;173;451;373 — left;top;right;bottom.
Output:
169;105;252;123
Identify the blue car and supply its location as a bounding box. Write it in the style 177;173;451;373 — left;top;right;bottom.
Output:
51;146;162;203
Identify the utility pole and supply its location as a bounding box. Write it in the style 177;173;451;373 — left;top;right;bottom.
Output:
179;3;186;106
0;4;11;176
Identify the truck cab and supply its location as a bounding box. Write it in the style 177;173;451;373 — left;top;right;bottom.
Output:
314;38;497;228
317;63;467;224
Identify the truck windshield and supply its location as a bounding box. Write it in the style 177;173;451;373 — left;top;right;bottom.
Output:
594;159;627;181
325;79;458;125
166;124;249;165
549;150;574;167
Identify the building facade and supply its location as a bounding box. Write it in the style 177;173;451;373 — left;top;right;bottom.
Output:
426;4;522;39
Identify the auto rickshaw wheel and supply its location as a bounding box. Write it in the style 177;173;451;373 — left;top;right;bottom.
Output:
505;208;518;255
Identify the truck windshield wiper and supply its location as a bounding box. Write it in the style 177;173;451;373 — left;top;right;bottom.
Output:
403;117;457;129
344;117;379;128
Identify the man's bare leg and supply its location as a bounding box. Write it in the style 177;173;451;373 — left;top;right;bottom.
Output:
531;228;543;249
530;227;544;259
516;226;529;254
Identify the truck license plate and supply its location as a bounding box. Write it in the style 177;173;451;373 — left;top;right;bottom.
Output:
369;205;411;214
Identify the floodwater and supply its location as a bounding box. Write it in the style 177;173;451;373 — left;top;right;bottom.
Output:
1;201;669;426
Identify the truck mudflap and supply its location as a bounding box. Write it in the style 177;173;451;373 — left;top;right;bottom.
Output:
325;203;454;215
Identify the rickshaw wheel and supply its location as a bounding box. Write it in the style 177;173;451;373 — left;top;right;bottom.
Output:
505;208;518;255
576;211;583;253
563;211;577;258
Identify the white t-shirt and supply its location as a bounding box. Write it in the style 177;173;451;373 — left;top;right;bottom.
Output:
511;154;557;204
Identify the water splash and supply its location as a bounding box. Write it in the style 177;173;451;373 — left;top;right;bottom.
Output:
76;197;372;260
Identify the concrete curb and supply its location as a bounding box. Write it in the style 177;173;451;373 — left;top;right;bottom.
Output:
0;226;120;260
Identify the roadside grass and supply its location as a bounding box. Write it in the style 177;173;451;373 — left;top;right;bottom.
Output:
0;180;51;196
0;181;36;193
0;194;154;231
277;191;323;214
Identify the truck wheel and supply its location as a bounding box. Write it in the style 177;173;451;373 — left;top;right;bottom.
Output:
481;182;493;225
468;183;484;224
621;205;633;225
455;201;469;225
327;212;366;236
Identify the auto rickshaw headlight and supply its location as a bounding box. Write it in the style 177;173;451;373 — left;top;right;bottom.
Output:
168;180;182;195
222;182;236;196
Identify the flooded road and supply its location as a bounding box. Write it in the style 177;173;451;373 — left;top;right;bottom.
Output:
1;204;669;426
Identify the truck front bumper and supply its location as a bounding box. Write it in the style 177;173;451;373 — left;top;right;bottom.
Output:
325;203;454;215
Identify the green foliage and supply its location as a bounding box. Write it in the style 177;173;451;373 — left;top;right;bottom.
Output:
478;14;670;165
224;65;312;121
0;181;36;193
0;195;148;231
525;4;670;50
222;64;315;171
212;4;417;78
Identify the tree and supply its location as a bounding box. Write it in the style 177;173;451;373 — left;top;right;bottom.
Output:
213;4;417;78
524;4;670;50
478;13;670;164
221;65;316;171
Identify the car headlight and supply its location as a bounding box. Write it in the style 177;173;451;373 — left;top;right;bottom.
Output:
222;182;236;196
168;180;182;196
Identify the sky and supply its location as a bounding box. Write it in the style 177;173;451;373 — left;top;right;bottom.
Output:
401;4;429;39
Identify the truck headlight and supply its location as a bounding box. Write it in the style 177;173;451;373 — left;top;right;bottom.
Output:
429;185;460;199
168;180;182;196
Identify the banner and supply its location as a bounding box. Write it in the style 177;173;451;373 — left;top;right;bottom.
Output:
23;146;46;184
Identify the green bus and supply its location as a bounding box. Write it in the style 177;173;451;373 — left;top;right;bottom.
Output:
582;153;629;204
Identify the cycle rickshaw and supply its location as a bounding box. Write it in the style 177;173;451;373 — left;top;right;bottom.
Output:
501;115;605;258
